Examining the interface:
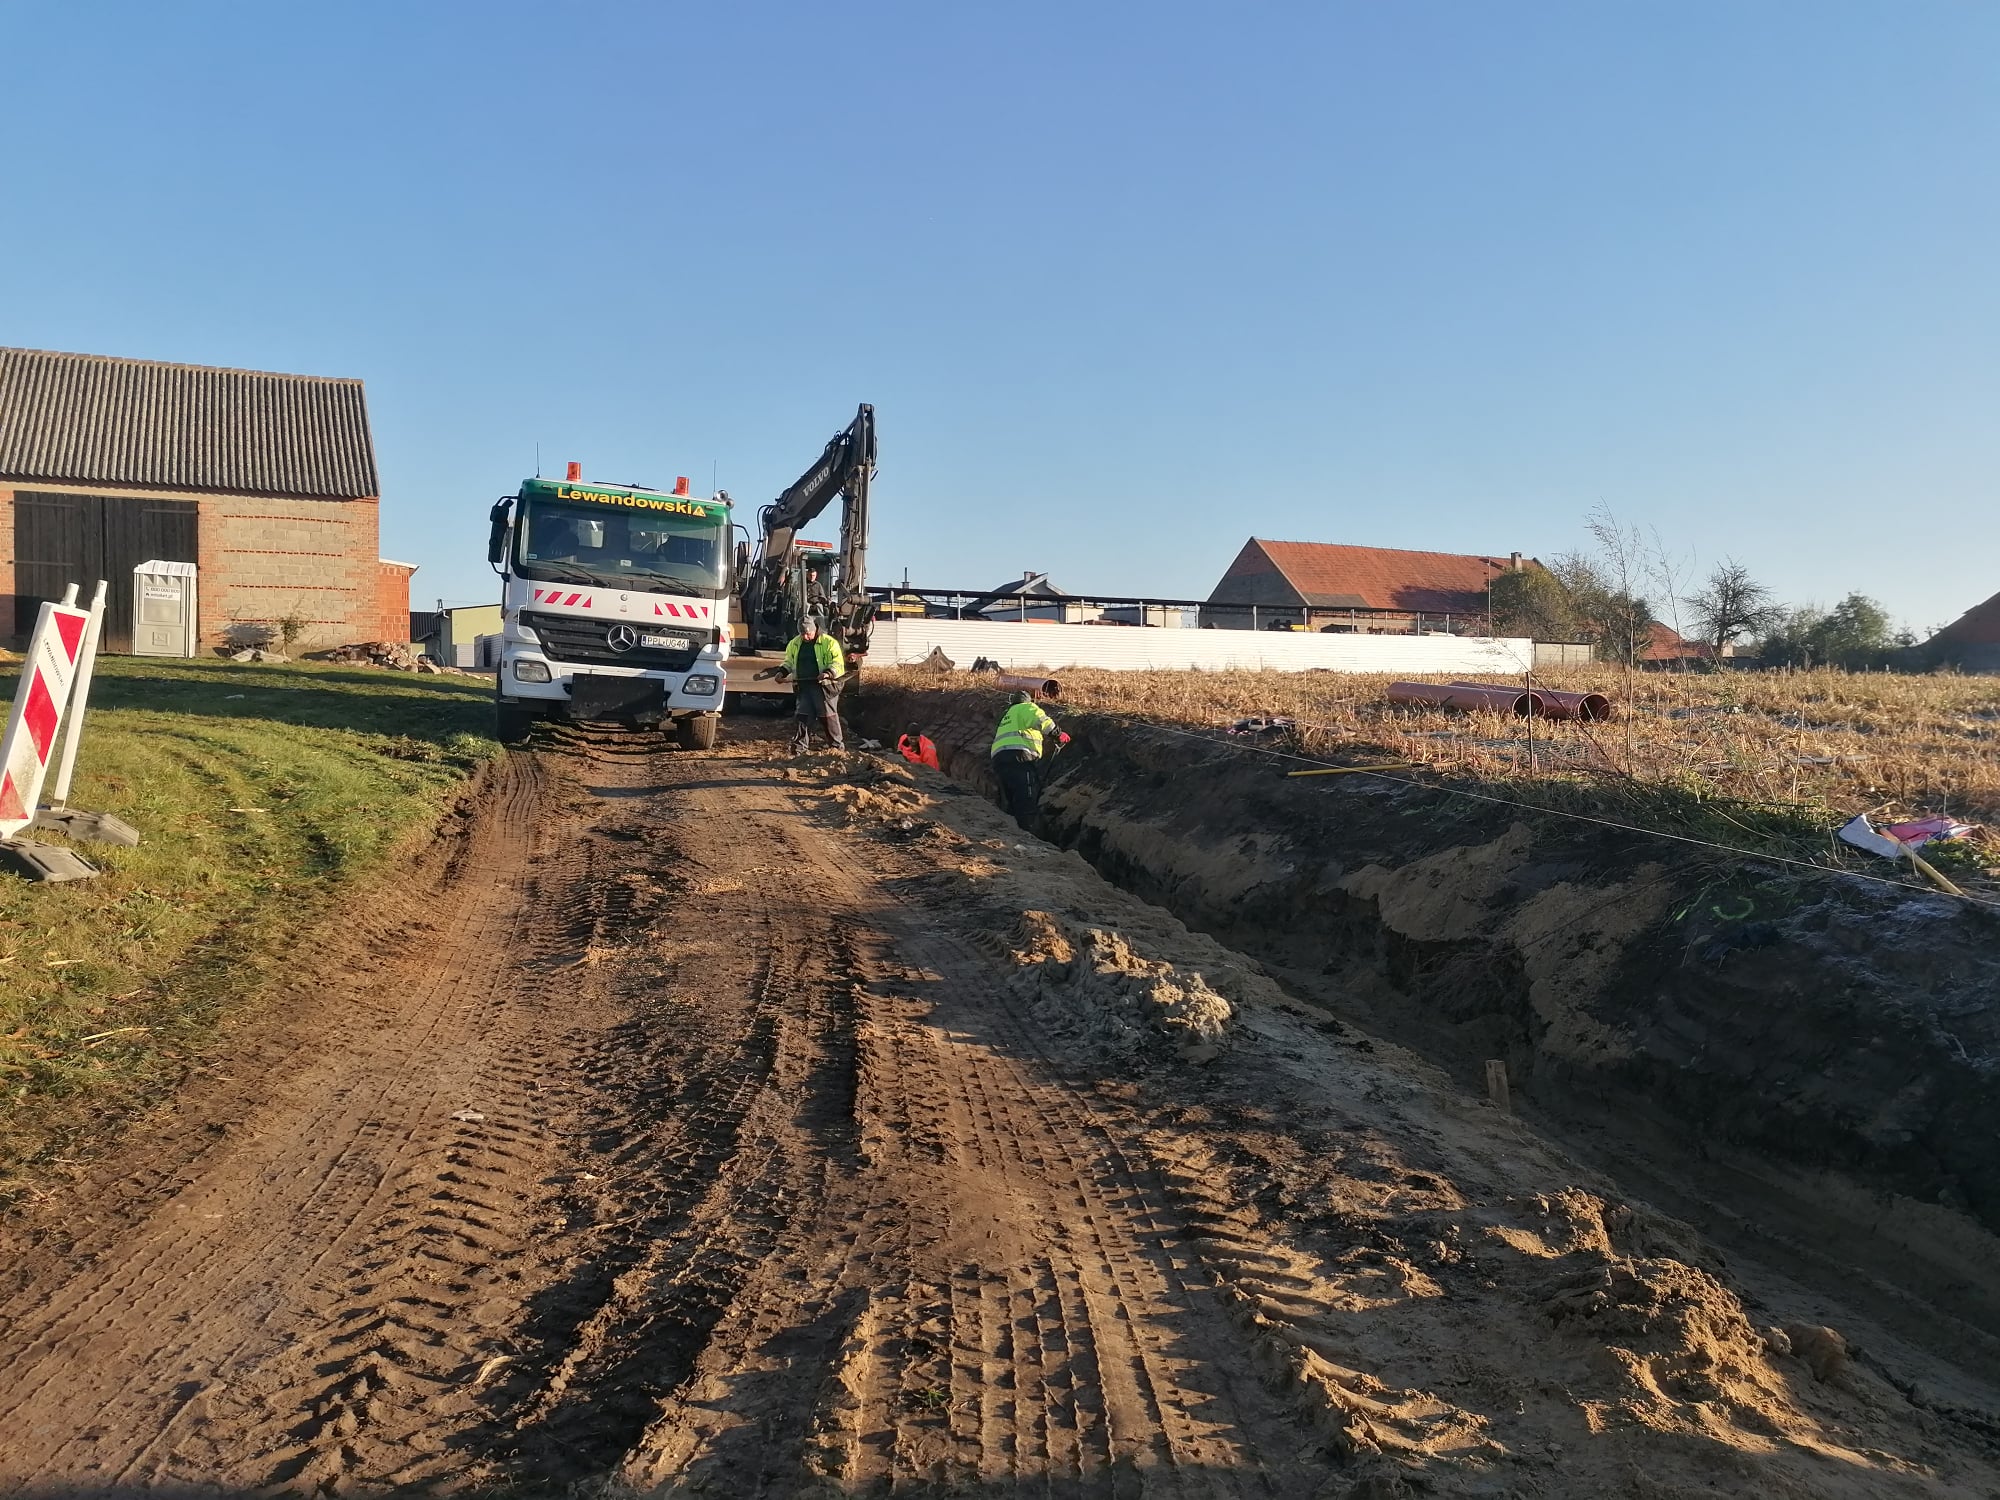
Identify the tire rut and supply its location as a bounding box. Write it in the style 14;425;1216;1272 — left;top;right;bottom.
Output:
0;726;1331;1498
610;750;1314;1497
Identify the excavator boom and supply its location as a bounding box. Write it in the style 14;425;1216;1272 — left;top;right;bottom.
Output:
741;405;876;665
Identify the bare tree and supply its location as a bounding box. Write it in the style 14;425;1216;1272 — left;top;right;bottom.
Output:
1580;503;1654;668
1647;530;1698;667
1685;559;1779;656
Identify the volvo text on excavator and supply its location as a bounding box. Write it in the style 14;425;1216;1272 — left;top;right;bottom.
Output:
727;404;876;698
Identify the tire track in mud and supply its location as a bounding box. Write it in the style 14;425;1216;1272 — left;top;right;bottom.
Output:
0;755;553;1489
608;751;1317;1498
201;761;694;1493
0;726;1338;1498
0;740;760;1493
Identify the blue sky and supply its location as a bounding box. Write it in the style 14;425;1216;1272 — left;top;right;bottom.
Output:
3;2;1994;632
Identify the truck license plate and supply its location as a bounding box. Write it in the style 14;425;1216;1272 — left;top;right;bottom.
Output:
639;631;692;649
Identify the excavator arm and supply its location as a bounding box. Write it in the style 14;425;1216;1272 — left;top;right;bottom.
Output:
743;404;876;659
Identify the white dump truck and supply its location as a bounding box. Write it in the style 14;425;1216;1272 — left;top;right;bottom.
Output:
486;474;733;748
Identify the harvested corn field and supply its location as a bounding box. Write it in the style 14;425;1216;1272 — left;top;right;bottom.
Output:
872;664;2000;894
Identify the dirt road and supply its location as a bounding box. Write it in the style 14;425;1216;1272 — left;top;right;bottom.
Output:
1;723;1997;1497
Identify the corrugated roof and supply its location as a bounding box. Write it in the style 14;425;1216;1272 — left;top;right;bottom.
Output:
0;346;377;499
1211;539;1527;614
1934;589;2000;648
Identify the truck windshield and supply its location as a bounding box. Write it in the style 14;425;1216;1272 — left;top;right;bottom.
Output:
515;497;728;596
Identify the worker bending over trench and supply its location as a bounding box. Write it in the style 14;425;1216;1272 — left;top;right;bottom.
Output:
989;689;1068;830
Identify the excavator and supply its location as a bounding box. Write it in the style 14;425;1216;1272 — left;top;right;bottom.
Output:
726;403;878;700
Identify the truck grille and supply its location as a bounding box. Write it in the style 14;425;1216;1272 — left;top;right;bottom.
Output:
522;610;703;671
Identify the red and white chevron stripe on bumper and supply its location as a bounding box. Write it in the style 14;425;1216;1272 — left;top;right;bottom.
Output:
0;602;89;839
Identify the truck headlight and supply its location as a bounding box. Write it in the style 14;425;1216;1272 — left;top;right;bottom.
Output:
682;674;719;696
513;659;552;683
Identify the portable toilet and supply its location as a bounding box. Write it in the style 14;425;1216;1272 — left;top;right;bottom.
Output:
132;560;198;657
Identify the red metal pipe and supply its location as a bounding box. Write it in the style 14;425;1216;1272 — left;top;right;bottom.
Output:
1535;688;1613;721
1448;683;1614;721
995;672;1061;698
1389;682;1546;716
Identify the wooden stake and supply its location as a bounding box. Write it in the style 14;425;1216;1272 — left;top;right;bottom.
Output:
1484;1059;1512;1114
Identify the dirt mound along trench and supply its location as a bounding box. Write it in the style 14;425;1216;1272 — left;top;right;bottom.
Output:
857;684;2000;1366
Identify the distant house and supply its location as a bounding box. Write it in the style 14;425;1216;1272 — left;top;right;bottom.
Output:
961;571;1101;624
1639;622;1721;664
1202;539;1535;633
0;345;410;651
1925;590;2000;673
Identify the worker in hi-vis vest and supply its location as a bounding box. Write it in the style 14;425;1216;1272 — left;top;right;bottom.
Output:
778;616;846;754
989;690;1069;829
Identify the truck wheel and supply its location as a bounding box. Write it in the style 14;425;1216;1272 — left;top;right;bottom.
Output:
495;699;540;745
677;713;720;751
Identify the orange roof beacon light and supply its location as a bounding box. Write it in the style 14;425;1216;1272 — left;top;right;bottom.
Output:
566;461;582;481
674;476;691;496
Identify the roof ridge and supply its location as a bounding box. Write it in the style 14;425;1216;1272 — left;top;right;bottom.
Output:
1255;537;1513;562
0;345;363;386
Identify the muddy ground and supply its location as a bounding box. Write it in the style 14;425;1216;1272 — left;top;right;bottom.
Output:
1;717;1997;1497
863;688;2000;1369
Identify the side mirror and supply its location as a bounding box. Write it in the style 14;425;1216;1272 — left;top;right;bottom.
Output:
487;498;513;569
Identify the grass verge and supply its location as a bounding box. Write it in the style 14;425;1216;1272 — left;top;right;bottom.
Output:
0;656;498;1193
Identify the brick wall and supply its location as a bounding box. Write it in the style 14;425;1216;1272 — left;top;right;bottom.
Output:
200;495;383;649
376;561;419;643
0;484;386;650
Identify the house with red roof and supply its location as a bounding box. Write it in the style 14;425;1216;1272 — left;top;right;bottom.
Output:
1201;538;1536;633
1639;621;1723;663
1926;590;2000;673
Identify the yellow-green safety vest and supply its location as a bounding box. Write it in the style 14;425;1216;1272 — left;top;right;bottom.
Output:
784;634;846;677
991;701;1057;760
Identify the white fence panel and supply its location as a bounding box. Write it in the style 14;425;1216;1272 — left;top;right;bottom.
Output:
871;620;1534;676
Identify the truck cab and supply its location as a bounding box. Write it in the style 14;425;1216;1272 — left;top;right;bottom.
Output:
488;476;732;748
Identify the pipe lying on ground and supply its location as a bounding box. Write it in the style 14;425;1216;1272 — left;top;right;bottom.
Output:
1388;682;1545;717
1449;683;1615;721
995;672;1061;698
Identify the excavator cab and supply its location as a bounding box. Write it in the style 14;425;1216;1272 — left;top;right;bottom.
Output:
728;405;876;700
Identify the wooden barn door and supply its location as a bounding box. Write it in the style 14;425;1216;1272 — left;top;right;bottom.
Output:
12;491;199;650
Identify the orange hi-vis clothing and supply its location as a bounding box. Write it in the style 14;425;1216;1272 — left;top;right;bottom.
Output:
898;733;940;771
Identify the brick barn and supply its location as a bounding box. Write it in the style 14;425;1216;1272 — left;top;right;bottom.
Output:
0;346;412;651
1203;537;1537;633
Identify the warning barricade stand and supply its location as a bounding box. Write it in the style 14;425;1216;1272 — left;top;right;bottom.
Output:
0;580;137;883
33;580;140;851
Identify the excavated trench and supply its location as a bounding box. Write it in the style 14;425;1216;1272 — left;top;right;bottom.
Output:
860;684;2000;1373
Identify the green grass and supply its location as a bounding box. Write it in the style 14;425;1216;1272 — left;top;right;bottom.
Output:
0;656;499;1190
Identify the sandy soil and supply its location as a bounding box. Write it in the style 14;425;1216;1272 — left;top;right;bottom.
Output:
0;720;1995;1497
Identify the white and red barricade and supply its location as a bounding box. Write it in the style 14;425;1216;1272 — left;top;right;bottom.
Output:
0;601;91;841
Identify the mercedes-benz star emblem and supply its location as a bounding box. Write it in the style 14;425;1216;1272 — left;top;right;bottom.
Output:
605;624;639;653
